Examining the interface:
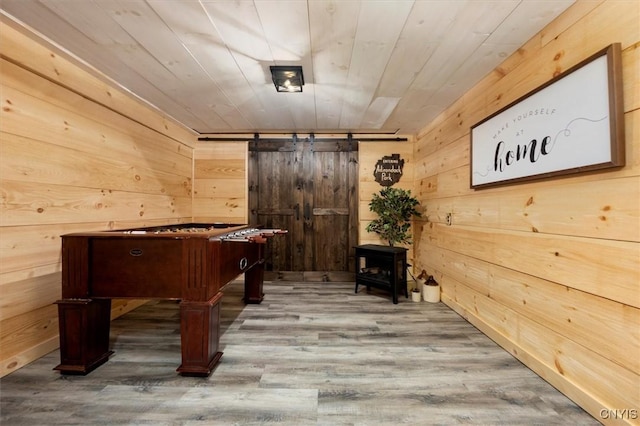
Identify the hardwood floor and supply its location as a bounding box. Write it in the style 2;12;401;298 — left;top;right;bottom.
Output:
1;280;598;425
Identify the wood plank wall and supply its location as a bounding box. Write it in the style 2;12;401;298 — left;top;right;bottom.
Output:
193;141;248;224
412;1;639;424
0;18;196;377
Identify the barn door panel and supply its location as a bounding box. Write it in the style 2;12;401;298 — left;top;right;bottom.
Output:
249;137;357;274
249;143;303;271
310;150;353;272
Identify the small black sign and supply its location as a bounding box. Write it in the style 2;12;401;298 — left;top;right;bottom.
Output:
373;153;404;186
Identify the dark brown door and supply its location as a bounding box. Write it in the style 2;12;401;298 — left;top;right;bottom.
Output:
248;136;358;276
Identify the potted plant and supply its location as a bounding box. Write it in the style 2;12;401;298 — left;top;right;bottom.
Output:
406;265;421;302
366;187;421;246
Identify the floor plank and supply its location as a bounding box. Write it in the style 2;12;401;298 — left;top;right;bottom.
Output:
0;280;598;425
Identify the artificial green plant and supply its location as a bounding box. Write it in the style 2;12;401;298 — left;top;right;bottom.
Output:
366;187;421;246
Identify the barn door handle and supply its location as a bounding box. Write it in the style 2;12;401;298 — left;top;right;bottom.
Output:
304;203;311;221
294;203;300;221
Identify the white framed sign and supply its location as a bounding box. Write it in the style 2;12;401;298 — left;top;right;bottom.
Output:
470;43;625;189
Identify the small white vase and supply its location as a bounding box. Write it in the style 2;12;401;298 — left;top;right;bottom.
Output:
423;283;440;303
411;291;422;302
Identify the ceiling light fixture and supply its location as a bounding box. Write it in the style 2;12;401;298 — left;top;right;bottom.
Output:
270;65;304;93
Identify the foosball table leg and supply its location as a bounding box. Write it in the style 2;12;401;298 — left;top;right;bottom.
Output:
244;258;265;304
54;298;113;375
176;292;223;376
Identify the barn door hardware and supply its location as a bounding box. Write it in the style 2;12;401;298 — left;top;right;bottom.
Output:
294;203;300;221
304;203;311;221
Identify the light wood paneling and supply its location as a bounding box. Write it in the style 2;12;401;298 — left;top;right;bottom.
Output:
0;17;196;377
422;175;640;241
430;224;638;307
0;1;575;134
0;18;195;146
1;180;191;227
192;141;248;224
1;66;193;176
412;1;640;424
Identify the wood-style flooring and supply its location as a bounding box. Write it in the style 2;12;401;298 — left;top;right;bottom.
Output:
1;280;598;425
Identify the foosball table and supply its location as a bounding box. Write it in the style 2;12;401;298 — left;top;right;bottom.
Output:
54;223;286;377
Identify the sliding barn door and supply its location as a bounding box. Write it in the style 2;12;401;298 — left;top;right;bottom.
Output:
248;136;358;277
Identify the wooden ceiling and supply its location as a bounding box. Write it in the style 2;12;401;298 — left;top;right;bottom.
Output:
1;0;575;136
